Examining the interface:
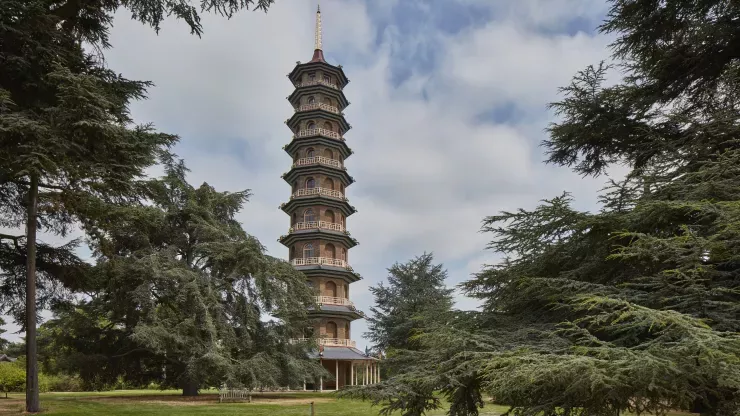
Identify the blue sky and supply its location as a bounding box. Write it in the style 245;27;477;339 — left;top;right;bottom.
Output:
3;0;627;350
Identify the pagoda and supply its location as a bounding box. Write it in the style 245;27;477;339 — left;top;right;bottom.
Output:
279;6;379;391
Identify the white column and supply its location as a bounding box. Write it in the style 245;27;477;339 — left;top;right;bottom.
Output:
320;376;323;392
377;363;380;383
364;363;368;385
350;363;354;386
335;360;339;391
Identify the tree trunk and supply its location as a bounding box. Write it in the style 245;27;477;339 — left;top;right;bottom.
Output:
181;379;199;397
25;175;39;413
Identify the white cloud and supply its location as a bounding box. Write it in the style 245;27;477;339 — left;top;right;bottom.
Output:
3;0;623;351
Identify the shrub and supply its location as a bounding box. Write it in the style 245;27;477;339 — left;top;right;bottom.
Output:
0;362;25;398
41;374;84;392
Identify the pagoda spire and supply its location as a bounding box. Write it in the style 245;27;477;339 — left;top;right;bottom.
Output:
310;4;326;62
314;5;323;51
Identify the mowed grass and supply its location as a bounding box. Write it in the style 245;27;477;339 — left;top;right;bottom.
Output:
0;390;699;416
0;389;509;415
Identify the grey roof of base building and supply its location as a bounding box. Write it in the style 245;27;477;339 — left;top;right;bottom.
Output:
0;354;17;362
308;347;378;361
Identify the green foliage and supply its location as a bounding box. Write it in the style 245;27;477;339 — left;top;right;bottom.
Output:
51;0;275;49
346;1;740;416
42;374;84;392
366;253;455;355
0;0;176;326
46;161;327;394
0;362;25;396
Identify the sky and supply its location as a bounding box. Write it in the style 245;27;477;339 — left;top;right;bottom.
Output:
3;0;628;351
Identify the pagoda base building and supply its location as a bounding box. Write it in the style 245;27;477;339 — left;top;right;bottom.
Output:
279;6;379;391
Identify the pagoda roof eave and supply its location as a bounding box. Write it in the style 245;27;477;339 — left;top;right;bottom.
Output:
307;306;365;321
282;165;354;188
288;61;350;88
284;137;353;160
298;267;362;283
279;229;358;249
281;196;357;218
287;110;350;133
288;85;349;109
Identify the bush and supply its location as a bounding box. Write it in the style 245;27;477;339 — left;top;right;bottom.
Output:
42;374;84;392
0;362;25;397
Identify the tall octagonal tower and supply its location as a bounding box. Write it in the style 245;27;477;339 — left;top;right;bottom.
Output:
279;6;379;391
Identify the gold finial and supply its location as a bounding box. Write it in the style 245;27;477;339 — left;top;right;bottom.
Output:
314;4;322;51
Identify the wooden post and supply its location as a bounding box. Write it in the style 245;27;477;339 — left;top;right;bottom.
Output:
310;401;315;416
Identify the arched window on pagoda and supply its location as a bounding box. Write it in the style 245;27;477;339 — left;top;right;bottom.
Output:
326;321;338;339
323;74;331;84
303;208;316;223
323;177;334;190
324;121;333;131
344;323;350;339
323;148;333;159
325;281;337;297
325;209;335;224
303;243;315;258
307;96;315;104
325;243;336;259
307;121;316;130
306;177;316;189
306;147;315;158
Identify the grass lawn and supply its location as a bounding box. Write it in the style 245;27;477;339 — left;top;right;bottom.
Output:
0;389;509;415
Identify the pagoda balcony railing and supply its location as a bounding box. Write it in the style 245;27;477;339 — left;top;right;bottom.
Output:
297;102;340;114
292;257;348;268
316;296;354;307
292;187;344;200
295;128;343;141
296;79;339;90
292;221;345;233
290;338;357;348
294;156;343;169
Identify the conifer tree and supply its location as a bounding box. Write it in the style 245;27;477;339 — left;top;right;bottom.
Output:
342;1;740;415
367;253;455;353
2;0;279;410
61;161;326;395
1;1;178;410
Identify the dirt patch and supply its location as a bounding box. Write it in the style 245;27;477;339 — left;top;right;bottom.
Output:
0;398;24;414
